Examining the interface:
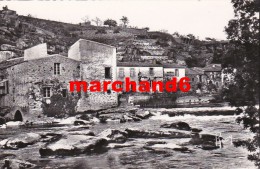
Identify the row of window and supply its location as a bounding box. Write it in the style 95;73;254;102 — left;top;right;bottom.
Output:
118;68;181;78
119;68;155;78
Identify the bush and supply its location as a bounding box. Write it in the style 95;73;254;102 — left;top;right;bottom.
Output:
42;93;79;118
95;28;107;34
113;28;121;33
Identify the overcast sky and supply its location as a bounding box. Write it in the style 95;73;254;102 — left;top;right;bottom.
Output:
0;0;234;40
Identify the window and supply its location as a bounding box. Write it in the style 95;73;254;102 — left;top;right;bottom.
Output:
119;68;124;78
54;63;60;75
105;67;111;79
117;83;123;89
192;78;194;82
43;87;51;98
0;80;8;95
199;75;202;82
62;89;67;97
175;69;179;77
149;68;154;76
107;89;111;94
130;68;135;77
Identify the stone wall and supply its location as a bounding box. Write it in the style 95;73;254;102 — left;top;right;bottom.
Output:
0;54;80;120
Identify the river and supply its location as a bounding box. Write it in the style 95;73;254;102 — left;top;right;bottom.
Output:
0;109;256;169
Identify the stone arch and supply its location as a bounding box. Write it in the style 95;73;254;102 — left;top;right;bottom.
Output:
14;110;23;121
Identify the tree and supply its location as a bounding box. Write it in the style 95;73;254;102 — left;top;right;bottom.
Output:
92;17;102;26
187;34;196;40
173;32;180;37
223;0;259;166
144;27;150;31
120;16;129;27
103;19;117;27
81;15;90;24
205;37;216;41
2;5;8;10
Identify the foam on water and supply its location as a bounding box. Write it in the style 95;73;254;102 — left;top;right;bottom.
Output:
150;111;240;121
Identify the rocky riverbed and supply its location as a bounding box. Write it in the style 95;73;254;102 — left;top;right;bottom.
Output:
0;107;256;169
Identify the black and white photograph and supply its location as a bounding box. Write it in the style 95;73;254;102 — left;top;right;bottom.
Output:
0;0;259;168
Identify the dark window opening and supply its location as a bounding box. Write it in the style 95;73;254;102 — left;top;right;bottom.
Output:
107;89;111;94
54;63;60;75
0;80;8;95
175;69;179;77
43;87;51;98
149;68;154;76
105;67;111;79
62;89;67;97
130;68;135;77
78;92;81;97
119;68;124;78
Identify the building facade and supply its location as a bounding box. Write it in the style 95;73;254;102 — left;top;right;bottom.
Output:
116;62;186;92
202;64;222;90
68;39;118;112
0;39;118;121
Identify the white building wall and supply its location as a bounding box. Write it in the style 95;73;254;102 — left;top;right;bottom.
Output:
24;43;48;61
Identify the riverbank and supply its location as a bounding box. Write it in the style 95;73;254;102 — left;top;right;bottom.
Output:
0;106;256;168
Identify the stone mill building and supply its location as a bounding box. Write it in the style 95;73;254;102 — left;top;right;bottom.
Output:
0;39;118;121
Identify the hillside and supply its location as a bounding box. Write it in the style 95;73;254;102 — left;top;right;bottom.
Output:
0;7;229;67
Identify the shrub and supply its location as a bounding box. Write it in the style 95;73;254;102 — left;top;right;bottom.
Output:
113;28;121;33
95;28;107;34
42;93;79;118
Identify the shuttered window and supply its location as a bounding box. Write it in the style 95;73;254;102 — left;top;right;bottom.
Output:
43;87;51;98
54;63;60;75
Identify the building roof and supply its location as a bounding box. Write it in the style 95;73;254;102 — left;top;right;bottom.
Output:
77;39;115;49
117;61;162;67
140;55;168;57
162;63;186;68
185;68;204;75
0;54;79;71
117;61;186;68
202;64;221;72
0;57;24;70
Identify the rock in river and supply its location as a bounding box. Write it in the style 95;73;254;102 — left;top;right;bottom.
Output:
99;129;128;143
144;143;190;153
39;134;108;156
0;117;6;125
160;121;191;131
1;159;36;169
125;128;190;139
135;110;153;119
1;133;41;149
